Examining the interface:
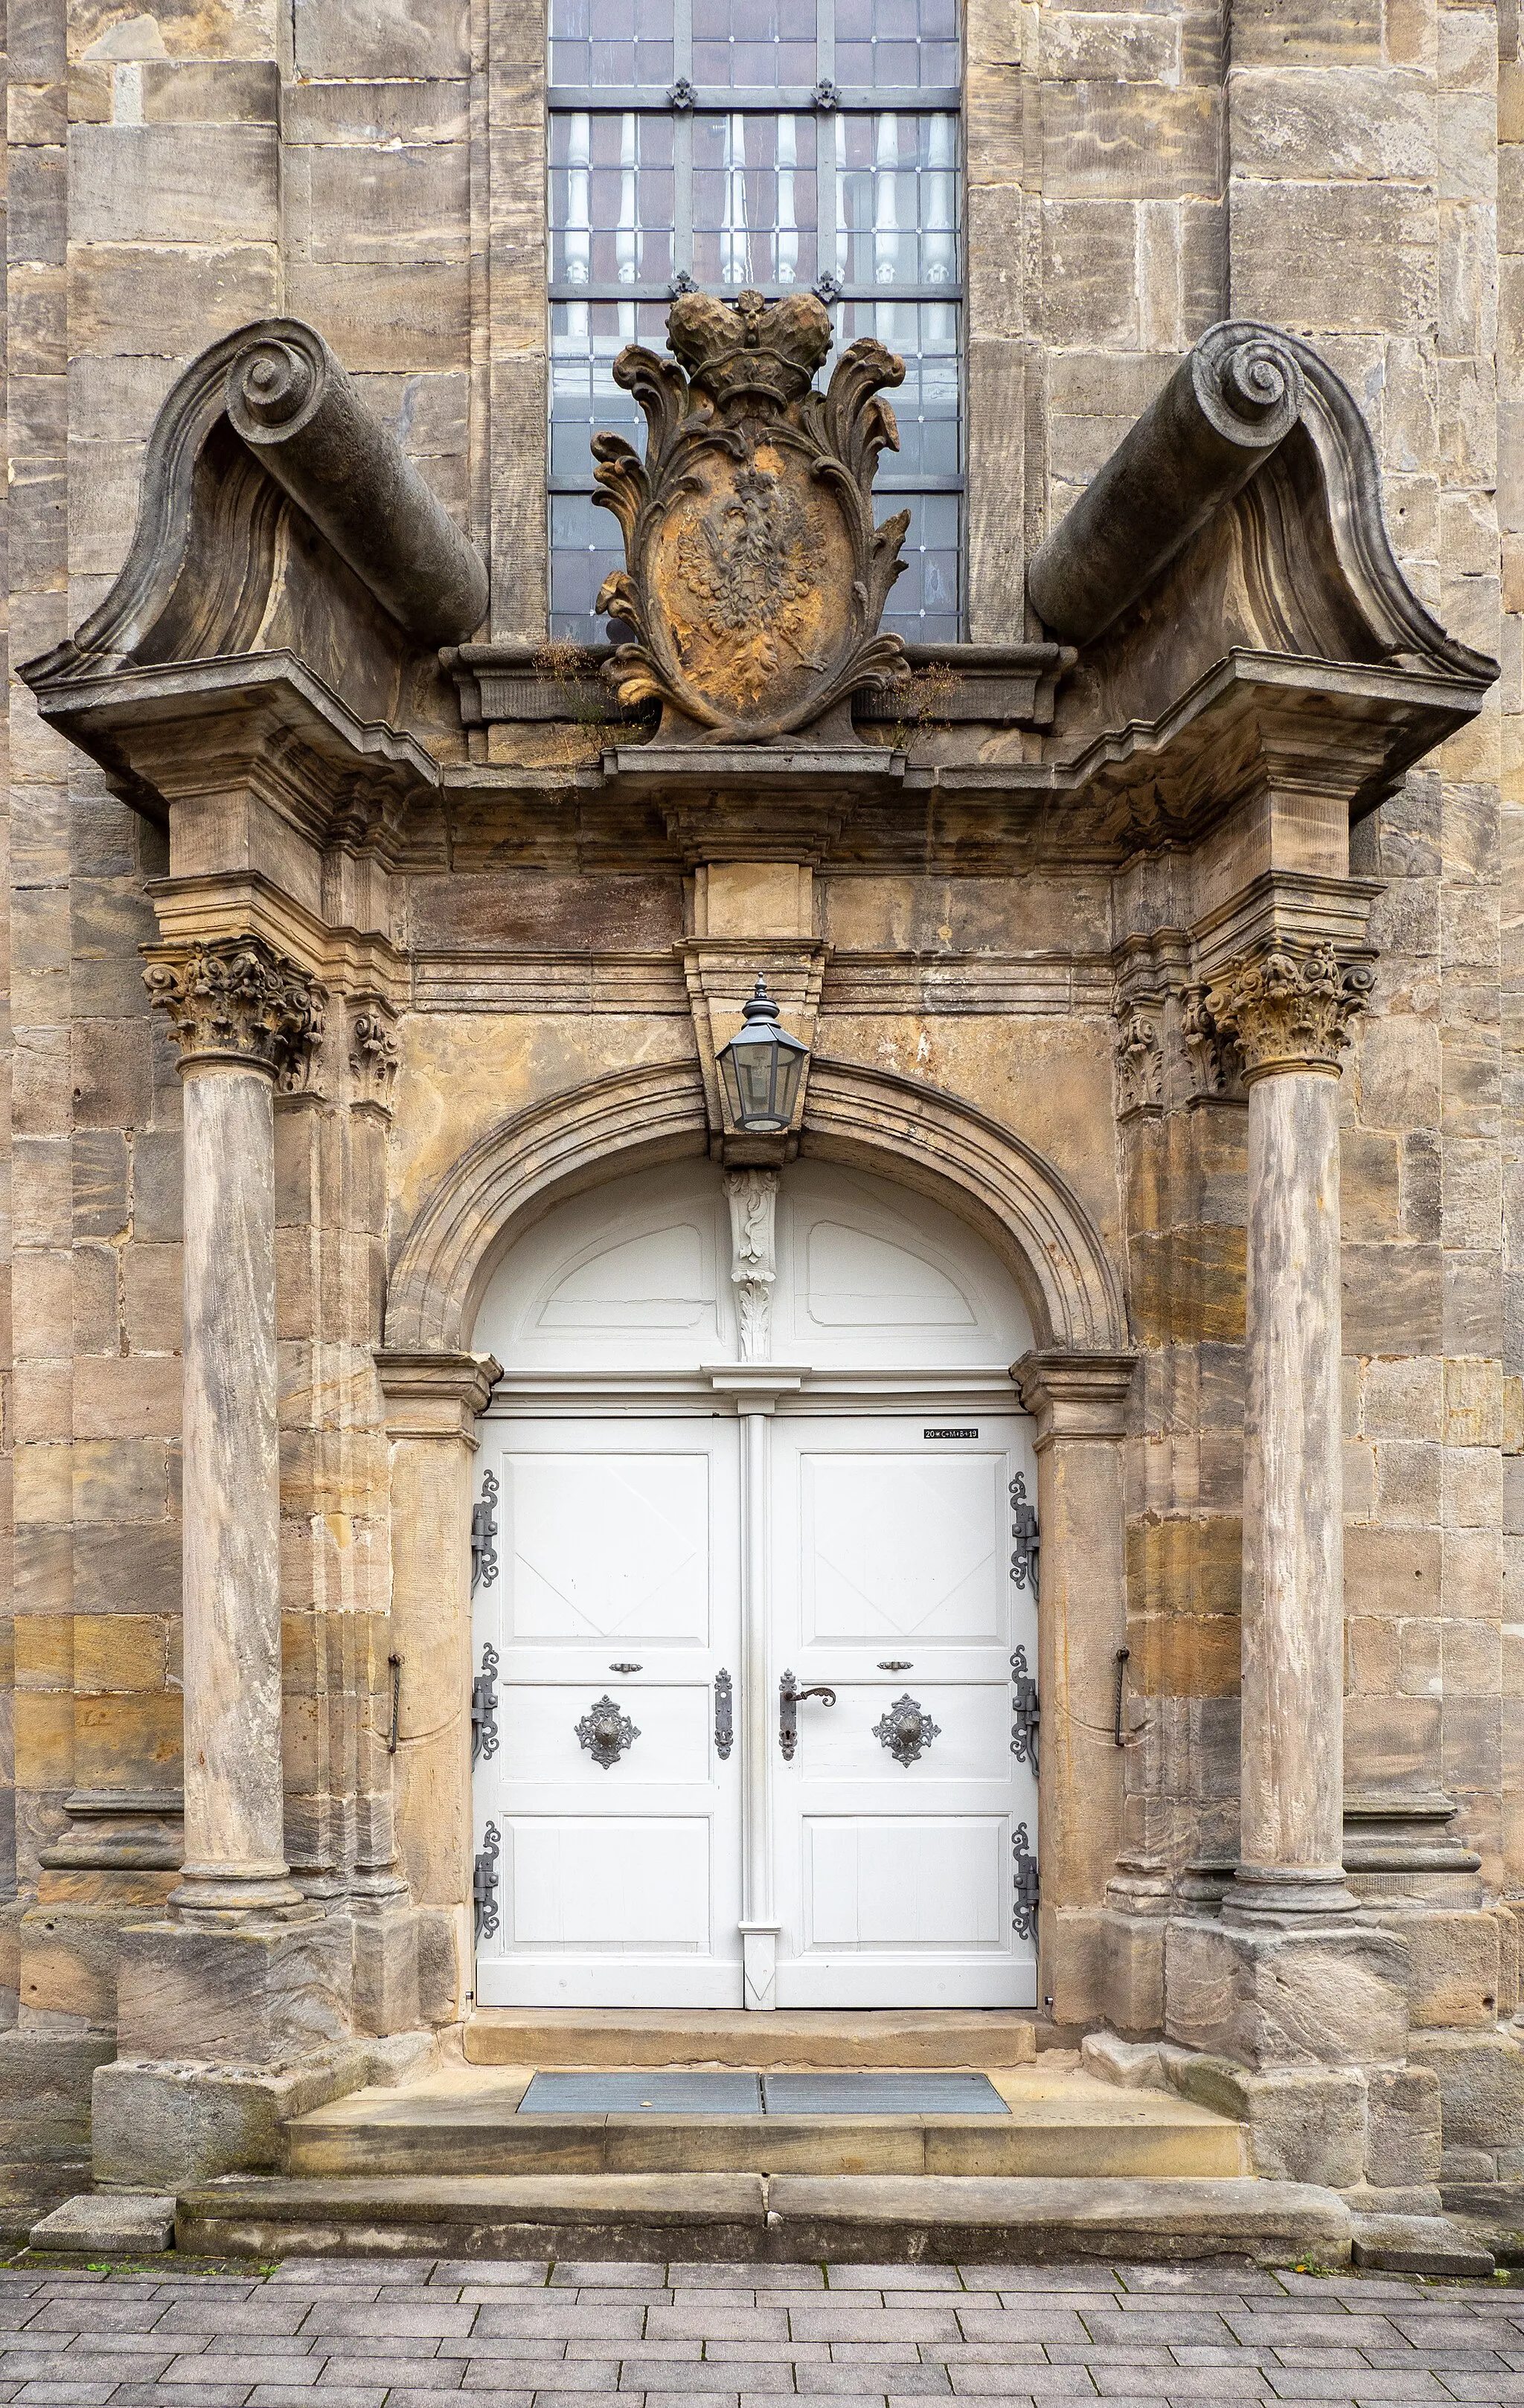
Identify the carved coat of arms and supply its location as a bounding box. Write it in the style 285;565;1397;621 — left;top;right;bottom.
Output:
592;288;909;743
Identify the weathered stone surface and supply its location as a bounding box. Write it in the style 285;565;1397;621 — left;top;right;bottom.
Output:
92;2044;375;2188
1365;2064;1444;2191
114;1916;350;2066
1165;1919;1410;2070
29;2189;175;2251
1408;2029;1524;2154
1349;2210;1496;2276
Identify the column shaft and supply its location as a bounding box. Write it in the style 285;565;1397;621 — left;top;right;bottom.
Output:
175;1062;300;1913
1235;1065;1348;1907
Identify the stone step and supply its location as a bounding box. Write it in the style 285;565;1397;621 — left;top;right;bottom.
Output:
284;2064;1246;2182
464;2009;1041;2070
177;2170;1351;2266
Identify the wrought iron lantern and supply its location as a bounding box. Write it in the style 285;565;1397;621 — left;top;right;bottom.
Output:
716;977;810;1134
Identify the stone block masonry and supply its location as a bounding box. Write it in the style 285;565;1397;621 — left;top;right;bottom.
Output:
1;0;1521;2209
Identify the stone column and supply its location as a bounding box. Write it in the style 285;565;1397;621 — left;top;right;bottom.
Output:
1207;942;1368;1925
1165;940;1409;2075
144;938;326;1920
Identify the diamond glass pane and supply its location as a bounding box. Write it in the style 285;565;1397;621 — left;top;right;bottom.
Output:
836;0;959;90
550;0;674;91
693;0;816;89
837;112;959;289
550;112;676;290
693;114;819;292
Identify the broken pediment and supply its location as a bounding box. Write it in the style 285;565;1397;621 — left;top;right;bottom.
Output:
20;317;486;800
1028;321;1498;832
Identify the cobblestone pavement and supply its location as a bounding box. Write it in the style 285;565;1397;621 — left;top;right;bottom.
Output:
0;2256;1520;2408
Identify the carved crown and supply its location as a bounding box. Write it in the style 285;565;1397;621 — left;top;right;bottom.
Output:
667;288;833;412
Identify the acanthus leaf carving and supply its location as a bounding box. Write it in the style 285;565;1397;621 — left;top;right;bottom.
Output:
1179;981;1243;1101
144;937;326;1084
1112;996;1165;1119
592;285;910;742
1206;942;1374;1078
348;1005;402;1112
724;1166;779;1363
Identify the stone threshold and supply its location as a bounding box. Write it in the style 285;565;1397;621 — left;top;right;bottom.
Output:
464;2007;1045;2069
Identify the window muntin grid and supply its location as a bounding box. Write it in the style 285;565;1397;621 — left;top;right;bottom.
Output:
547;0;962;646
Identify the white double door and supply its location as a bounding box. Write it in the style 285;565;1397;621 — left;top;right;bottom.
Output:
473;1408;1038;2009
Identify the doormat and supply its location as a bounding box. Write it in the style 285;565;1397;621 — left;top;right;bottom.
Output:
516;2070;1010;2115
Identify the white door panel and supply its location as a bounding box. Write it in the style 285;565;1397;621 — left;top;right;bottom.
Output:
502;1449;712;1644
499;1683;715;1785
772;1413;1039;2008
802;1451;1006;1643
474;1416;743;2007
506;1817;713;1953
804;1817;1008;1948
795;1682;1011;1782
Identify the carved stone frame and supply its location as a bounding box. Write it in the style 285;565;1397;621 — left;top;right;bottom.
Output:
383;1055;1132;2019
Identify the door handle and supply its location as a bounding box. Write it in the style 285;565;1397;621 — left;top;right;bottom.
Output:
779;1670;837;1761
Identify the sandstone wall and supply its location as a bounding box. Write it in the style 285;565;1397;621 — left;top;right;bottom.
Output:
0;0;1517;2111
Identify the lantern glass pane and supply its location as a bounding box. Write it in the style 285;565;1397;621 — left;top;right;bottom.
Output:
773;1048;804;1121
736;1040;780;1124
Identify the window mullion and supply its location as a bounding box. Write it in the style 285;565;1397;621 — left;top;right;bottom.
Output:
674;113;694;282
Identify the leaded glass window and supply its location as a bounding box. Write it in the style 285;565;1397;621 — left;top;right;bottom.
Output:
548;0;963;646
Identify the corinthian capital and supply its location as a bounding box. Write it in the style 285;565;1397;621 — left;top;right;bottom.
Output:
1206;941;1373;1079
144;937;326;1080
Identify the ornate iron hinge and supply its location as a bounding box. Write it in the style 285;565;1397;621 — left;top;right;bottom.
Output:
472;1640;500;1764
471;1468;499;1595
1009;1470;1040;1602
1012;1820;1039;1940
1010;1643;1040;1776
473;1820;501;1940
714;1669;734;1761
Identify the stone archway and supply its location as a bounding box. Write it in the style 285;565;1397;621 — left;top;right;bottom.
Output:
383;1053;1127;1360
377;1054;1133;2025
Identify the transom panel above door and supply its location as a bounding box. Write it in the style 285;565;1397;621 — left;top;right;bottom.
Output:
473;1415;743;2006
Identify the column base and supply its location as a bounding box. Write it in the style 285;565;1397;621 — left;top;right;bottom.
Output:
168;1860;310;1922
115;1911;350;2066
1165;1912;1409;2068
1221;1864;1360;1927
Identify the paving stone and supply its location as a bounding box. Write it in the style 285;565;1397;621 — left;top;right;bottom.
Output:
436;2264;551;2287
550;2268;668;2287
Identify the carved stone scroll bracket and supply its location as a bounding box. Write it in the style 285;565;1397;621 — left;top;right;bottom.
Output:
1112;994;1165;1121
724;1168;780;1364
348;1000;403;1117
1179;982;1244;1103
1205;941;1374;1080
143;935;326;1087
683;937;827;1163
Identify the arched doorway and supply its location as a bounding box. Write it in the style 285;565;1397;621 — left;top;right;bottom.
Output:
468;1157;1040;2010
